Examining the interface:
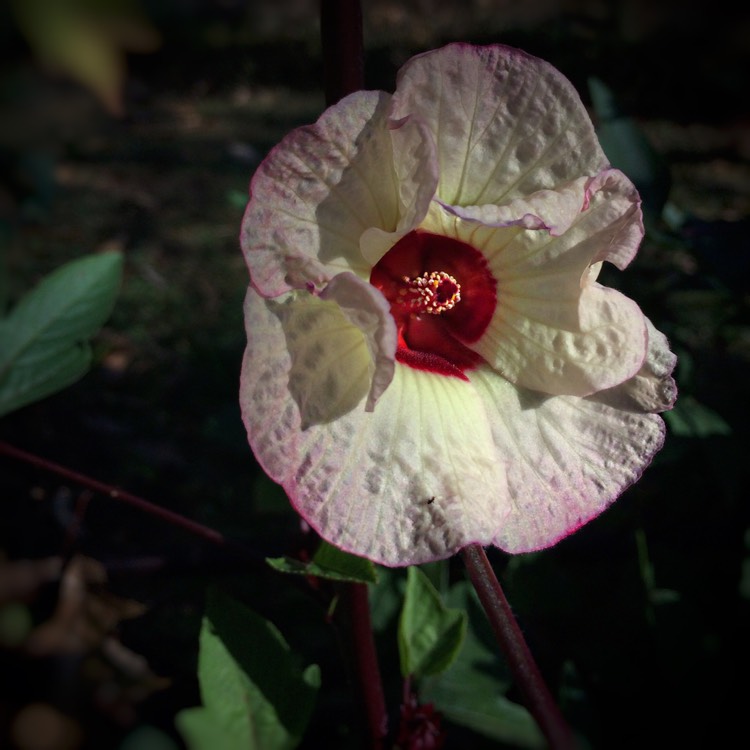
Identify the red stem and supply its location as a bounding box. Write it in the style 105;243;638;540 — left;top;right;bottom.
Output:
341;582;389;749
461;544;576;750
320;0;364;105
318;4;388;747
0;440;261;565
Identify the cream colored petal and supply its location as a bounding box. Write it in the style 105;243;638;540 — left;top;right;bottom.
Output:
421;171;647;396
359;114;439;266
436;176;587;236
477;284;648;396
240;288;508;566
242;90;436;297
424;170;643;271
254;291;374;430
319;273;397;411
596;318;678;413
391;43;608;208
468;368;667;554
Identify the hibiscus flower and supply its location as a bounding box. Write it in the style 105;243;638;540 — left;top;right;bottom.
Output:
239;43;676;567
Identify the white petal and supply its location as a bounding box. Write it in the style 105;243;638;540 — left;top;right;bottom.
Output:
360;113;439;265
240;288;508;566
468;368;667;553
247;289;374;430
319;273;397;411
391;43;608;207
597;318;678;413
420;171;647;396
477;284;648;396
436;176;587;236
242;90;436;297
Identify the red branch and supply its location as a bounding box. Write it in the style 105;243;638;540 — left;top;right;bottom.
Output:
340;582;389;749
318;3;389;747
0;440;261;565
461;544;577;750
320;0;365;106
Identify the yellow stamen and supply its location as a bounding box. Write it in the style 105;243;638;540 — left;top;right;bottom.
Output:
400;271;461;314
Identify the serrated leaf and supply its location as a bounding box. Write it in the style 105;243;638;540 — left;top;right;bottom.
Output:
420;582;545;748
176;590;320;750
266;540;378;584
0;251;123;417
398;566;466;678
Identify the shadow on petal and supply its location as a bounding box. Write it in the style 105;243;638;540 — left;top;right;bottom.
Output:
268;294;372;429
314;92;399;269
515;387;553;411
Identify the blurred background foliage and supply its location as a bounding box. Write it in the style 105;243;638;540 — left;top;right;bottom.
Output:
1;1;749;749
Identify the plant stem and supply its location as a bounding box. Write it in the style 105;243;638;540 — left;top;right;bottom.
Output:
318;5;388;747
0;440;262;565
320;0;364;106
461;544;576;750
340;581;389;749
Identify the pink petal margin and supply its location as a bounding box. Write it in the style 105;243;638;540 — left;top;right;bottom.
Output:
319;273;397;412
240;288;511;566
390;43;609;208
468;367;669;554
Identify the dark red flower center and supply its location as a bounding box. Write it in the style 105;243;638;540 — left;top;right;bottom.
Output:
369;230;497;379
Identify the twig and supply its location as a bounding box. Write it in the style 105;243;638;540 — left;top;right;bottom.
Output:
320;0;365;105
0;440;263;566
318;3;389;747
461;544;576;750
340;581;389;749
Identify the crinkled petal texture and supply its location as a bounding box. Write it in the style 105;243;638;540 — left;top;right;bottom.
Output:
390;43;608;206
240;285;675;565
469;366;669;554
421;169;649;396
241;287;508;566
240;42;677;566
242;90;437;296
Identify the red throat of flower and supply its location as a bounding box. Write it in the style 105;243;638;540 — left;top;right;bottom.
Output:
370;230;497;379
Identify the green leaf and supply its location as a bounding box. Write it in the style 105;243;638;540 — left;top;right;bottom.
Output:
420;582;545;748
368;567;404;633
266;540;378;584
0;251;122;417
227;189;249;210
588;76;671;218
10;0;161;116
664;395;731;438
398;566;467;678
175;589;320;750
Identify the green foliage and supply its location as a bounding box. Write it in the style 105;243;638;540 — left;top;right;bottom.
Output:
398;566;467;679
267;540;378;584
0;251;123;418
368;566;404;633
119;725;180;750
664;394;731;438
420;582;545;748
588;76;671;219
0;603;33;648
175;589;320;750
9;0;160;115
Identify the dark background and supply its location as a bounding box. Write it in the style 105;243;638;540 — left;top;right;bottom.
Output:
1;1;749;748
